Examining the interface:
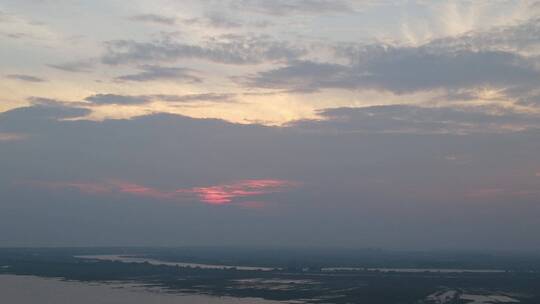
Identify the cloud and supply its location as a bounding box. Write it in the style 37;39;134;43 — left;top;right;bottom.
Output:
5;74;46;82
129;14;177;26
241;60;348;93
515;92;540;106
3;2;540;249
82;93;235;105
128;11;251;29
47;60;95;73
237;16;540;105
183;179;299;204
0;102;89;127
114;65;202;82
18;93;540;135
230;0;355;16
24;93;236;110
26;181;114;195
245;48;540;94
27;179;299;206
427;17;540;55
183;13;243;28
29;97;76;107
2;103;540;248
0;132;27;141
289;104;540;134
84;94;150;105
151;93;236;103
102;35;305;65
0;10;59;42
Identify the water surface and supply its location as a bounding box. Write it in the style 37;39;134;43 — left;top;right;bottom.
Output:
0;274;285;304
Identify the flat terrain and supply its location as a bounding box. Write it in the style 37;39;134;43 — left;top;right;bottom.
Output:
1;248;539;304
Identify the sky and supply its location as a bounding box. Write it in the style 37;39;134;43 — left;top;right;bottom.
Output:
1;0;540;250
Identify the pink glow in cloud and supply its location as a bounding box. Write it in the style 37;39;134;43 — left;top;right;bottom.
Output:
184;179;298;205
26;179;299;206
108;180;176;200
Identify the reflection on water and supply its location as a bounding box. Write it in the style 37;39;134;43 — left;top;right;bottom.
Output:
0;275;284;304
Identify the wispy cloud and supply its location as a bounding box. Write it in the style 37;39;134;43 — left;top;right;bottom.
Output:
183;13;243;28
85;94;150;105
115;65;202;83
244;49;539;94
230;0;355;16
102;35;305;65
0;10;59;42
25;179;300;206
290;105;540;134
0;132;27;141
6;74;46;82
47;60;95;73
180;179;299;204
151;93;236;103
129;14;177;26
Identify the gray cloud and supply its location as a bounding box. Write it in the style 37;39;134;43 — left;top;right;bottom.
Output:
84;94;150;105
102;35;306;65
115;65;202;82
29;97;71;106
241;60;348;93
129;12;270;29
427;17;540;55
4;2;540;250
239;17;540;106
179;11;274;29
6;74;46;82
0;102;89;128
47;60;95;73
244;48;540;94
3;32;29;39
2;104;540;249
129;14;177;26
515;92;540;106
151;93;236;103
491;83;540;108
38;93;237;106
184;13;242;28
28;96;96;109
290;105;540;134
230;0;355;16
25;92;237;110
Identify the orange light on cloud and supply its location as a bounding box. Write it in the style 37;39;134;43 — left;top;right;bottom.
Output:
26;179;299;207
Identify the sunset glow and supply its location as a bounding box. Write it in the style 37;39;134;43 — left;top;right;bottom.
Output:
2;0;540;252
186;179;298;204
27;179;299;207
